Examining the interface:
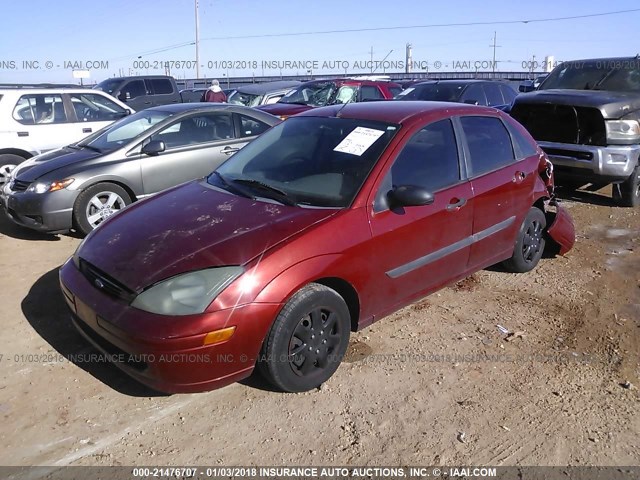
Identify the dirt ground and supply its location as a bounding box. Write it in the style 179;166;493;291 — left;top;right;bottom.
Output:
0;187;638;470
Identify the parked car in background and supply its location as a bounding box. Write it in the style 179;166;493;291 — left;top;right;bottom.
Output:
179;88;208;103
395;80;518;110
227;80;301;107
59;101;574;394
0;86;132;185
3;104;279;235
511;56;640;206
180;87;237;103
257;78;402;119
94;75;181;111
519;74;549;93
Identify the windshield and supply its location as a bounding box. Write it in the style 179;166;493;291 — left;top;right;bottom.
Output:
227;90;262;107
395;83;464;101
278;82;337;107
94;79;124;95
540;60;640;92
78;109;173;151
209;116;399;207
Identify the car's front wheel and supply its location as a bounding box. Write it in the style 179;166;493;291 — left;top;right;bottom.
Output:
613;164;640;207
73;183;132;235
258;283;351;392
502;207;547;273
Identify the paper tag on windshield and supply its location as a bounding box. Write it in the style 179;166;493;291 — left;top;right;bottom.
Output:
333;127;385;156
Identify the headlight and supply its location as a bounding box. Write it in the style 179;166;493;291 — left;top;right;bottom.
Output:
606;120;640;143
27;178;74;194
131;267;244;316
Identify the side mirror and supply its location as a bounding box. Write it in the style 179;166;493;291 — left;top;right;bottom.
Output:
142;140;166;156
519;82;535;93
388;185;435;208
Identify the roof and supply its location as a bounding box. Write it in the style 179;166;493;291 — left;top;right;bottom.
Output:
297;78;400;87
235;80;301;94
298;100;498;124
143;102;280;122
412;79;508;87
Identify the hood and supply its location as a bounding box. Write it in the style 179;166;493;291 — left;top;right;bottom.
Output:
514;89;640;119
78;180;338;291
14;146;103;182
257;103;314;116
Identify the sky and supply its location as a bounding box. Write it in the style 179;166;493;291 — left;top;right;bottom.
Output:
1;0;639;85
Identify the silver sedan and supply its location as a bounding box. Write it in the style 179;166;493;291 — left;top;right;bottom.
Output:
2;104;280;235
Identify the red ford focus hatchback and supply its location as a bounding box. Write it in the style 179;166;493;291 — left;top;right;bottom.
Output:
59;101;575;393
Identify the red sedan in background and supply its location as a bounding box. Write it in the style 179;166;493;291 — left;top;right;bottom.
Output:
257;77;402;119
59;101;575;394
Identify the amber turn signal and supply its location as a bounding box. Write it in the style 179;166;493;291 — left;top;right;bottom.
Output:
203;326;236;345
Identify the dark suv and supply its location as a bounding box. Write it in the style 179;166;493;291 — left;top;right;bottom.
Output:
511;57;640;207
395;80;517;110
257;78;402;118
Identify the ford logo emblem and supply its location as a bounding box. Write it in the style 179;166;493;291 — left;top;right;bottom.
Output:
94;278;105;289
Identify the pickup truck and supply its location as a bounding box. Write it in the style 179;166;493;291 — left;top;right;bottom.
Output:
94;75;181;111
510;57;640;207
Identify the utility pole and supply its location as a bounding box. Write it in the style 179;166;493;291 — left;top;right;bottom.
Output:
195;0;201;79
490;31;501;76
369;46;374;73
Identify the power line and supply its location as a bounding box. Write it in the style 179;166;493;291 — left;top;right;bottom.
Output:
200;8;640;41
108;8;640;62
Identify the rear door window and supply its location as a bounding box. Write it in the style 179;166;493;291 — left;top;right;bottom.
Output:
149;79;174;95
360;85;384;101
460;84;487;105
238;115;271;138
12;94;67;125
483;83;504;106
460;116;515;176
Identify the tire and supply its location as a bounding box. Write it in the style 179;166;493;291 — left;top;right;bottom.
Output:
502;207;547;273
72;183;132;236
258;283;351;392
0;154;28;187
612;164;640;207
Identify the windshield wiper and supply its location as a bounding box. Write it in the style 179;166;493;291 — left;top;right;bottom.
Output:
211;171;255;200
231;178;297;206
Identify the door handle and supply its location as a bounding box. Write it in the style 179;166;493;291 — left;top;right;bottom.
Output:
82;128;92;133
446;197;467;211
221;146;239;155
513;171;527;183
17;131;28;137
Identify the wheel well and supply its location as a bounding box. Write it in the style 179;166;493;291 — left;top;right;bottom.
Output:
313;277;360;332
533;197;546;213
0;149;32;160
80;180;138;202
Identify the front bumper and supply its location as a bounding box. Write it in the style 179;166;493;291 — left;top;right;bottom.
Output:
539;141;640;182
2;188;76;233
59;258;282;394
546;203;575;255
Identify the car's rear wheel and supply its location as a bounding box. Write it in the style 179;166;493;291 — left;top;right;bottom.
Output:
73;183;132;236
612;164;640;207
0;154;28;187
258;283;351;392
502;207;547;273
